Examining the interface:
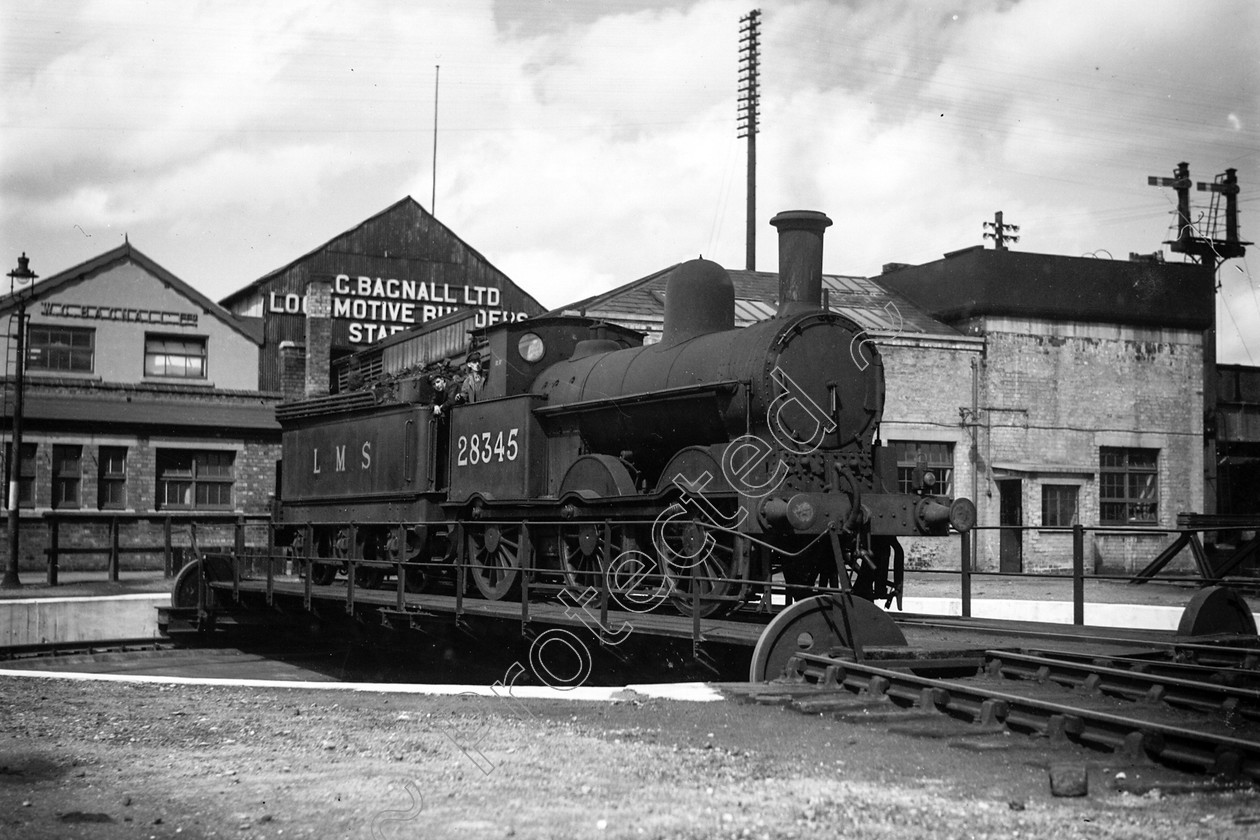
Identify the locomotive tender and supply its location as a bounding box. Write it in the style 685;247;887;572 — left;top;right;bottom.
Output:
275;210;975;620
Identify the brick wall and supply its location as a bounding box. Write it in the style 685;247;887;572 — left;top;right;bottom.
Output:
878;334;983;569
969;317;1203;575
1;437;280;573
305;281;333;397
279;341;307;403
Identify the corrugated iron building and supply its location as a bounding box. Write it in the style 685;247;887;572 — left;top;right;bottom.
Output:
220;197;547;396
878;246;1215;575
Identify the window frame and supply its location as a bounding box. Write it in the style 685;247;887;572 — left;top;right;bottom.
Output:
155;449;234;511
1040;484;1079;528
97;446;128;510
51;444;82;509
1099;447;1159;525
4;443;37;509
26;325;95;373
144;333;208;380
889;440;955;496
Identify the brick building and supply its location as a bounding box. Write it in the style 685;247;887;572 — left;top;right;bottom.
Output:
879;245;1214;574
0;243;280;575
1218;364;1260;519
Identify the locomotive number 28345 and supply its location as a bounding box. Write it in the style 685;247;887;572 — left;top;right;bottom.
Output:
456;428;520;466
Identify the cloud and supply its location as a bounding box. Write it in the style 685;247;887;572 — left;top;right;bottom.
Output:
1;0;1256;361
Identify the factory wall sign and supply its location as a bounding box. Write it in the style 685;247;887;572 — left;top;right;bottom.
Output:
267;274;530;344
41;301;199;327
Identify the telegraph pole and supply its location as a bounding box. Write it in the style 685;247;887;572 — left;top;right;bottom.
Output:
983;211;1020;250
738;9;761;271
431;65;440;217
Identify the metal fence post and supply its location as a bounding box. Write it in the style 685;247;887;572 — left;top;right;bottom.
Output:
46;516;58;586
108;516;120;582
395;559;406;612
960;529;971;618
345;522;357;614
599;520;611;636
235;514;246;574
265;520;275;606
1072;523;1085;625
454;521;465;621
163;516;173;578
520;522;531;631
691;547;701;647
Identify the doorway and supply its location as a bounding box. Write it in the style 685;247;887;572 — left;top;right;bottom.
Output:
998;479;1023;573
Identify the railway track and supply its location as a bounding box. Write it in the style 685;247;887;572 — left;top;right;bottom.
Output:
0;638;175;663
725;643;1260;784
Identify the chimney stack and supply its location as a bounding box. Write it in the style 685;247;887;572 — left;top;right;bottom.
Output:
304;280;333;397
770;210;833;317
278;340;306;402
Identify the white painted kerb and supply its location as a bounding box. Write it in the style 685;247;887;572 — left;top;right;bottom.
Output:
0;593;167;647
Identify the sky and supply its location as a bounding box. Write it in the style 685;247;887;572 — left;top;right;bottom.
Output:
2;0;1257;363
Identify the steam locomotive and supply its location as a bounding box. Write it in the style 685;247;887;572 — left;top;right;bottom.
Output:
274;210;975;619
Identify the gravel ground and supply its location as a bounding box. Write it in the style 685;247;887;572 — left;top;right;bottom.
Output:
2;674;1258;840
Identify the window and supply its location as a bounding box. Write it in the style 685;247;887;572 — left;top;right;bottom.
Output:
3;443;36;508
98;446;127;510
156;450;234;510
145;335;206;379
1041;485;1079;527
51;445;82;509
27;326;94;372
1100;447;1158;524
890;441;954;495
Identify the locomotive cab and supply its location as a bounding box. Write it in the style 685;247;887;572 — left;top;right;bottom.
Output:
474;316;644;401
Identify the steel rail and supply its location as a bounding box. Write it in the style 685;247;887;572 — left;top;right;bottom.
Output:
896;615;1260;664
1022;646;1260;692
785;651;1260;781
984;649;1260;723
0;638;174;662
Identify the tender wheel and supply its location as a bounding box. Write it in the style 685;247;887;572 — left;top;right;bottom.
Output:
353;529;387;589
653;503;742;618
749;594;907;682
354;566;386;589
402;564;428;593
385;527;430;593
309;562;339;586
467;523;522;601
308;529;341;586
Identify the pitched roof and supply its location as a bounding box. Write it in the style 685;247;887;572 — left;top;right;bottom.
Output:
554;264;960;337
218;196;546;315
0;242;263;344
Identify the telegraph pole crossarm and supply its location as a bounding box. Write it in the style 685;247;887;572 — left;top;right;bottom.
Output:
738;9;761;271
982;211;1020;250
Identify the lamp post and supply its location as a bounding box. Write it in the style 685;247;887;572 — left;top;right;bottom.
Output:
2;253;36;589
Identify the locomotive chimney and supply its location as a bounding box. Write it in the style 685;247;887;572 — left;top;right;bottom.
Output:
771;210;833;317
